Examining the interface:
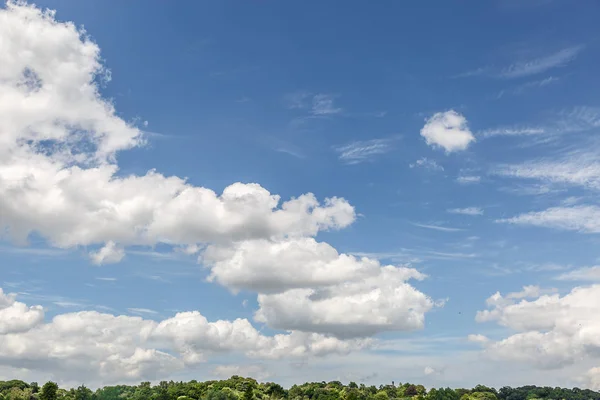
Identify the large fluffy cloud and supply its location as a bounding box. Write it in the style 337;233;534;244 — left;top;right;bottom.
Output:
202;238;436;338
0;288;369;385
203;238;382;294
0;288;44;334
471;285;600;369
255;265;433;338
420;110;475;153
0;1;355;259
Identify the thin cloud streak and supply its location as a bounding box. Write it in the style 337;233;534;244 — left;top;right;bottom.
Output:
447;207;484;216
334;138;394;164
411;223;464;232
499;46;584;79
455;45;584;80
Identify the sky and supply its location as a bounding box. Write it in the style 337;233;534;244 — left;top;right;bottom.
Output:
1;0;600;391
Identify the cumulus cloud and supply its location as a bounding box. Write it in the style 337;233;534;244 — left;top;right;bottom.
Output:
202;237;436;338
203;238;382;294
0;2;355;260
472;285;600;369
254;266;433;338
0;289;368;385
90;241;125;265
0;288;44;334
420;111;475;152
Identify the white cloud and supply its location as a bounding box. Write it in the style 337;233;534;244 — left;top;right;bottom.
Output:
420;111;475;152
447;207;483;216
284;91;311;109
90;241;125;265
409;157;444;171
497;77;560;98
495;156;600;191
467;334;489;344
152;311;370;363
499;46;584;79
0;288;44;334
498;205;600;233
472;285;600;369
0;288;368;385
254;266;433;338
555;266;600;282
212;364;271;380
312;94;342;115
203;238;382;294
412;223;463;232
481;127;546;138
0;2;355;258
459;46;584;80
334;139;392;164
285;92;342;116
127;308;158;316
456;175;481;184
202;237;436;338
582;367;600;390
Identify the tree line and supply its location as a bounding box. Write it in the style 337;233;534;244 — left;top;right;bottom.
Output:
1;376;599;400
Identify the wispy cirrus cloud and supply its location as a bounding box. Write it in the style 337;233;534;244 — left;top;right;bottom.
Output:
481;106;600;142
284;91;342;116
447;207;484;216
335;138;394;164
456;175;481;184
555;266;600;282
411;223;464;232
456;45;584;80
284;91;312;109
496;76;559;98
311;93;342;115
494;150;600;191
480;126;546;138
410;157;444;171
127;307;159;315
498;205;600;233
499;46;584;79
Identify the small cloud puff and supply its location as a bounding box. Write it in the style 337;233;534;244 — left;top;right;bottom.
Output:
420;110;475;153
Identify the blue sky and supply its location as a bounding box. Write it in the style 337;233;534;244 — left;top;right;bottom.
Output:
2;0;600;391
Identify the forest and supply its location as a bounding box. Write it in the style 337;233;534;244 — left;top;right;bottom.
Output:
1;376;599;400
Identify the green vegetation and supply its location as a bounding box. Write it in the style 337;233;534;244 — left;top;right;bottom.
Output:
0;377;598;400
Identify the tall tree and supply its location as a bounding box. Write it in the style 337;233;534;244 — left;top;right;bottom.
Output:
40;383;58;400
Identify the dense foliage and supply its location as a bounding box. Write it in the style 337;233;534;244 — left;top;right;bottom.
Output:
0;377;598;400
